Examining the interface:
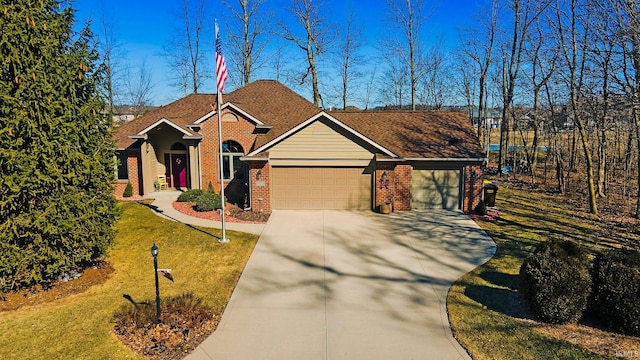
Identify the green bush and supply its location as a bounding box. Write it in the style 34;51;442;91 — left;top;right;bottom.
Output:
194;192;224;212
475;201;487;215
123;182;133;198
176;189;203;202
518;239;591;324
592;249;640;336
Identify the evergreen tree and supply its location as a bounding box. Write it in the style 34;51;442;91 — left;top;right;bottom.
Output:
0;0;119;291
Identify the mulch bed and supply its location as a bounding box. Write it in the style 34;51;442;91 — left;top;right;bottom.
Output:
0;262;114;312
172;202;270;224
112;297;219;360
114;194;148;201
468;209;500;222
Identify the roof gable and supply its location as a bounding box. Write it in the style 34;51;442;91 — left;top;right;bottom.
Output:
247;112;396;157
192;103;265;125
114;93;216;149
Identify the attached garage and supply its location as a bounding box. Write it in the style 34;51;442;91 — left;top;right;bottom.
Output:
411;169;462;210
272;167;371;210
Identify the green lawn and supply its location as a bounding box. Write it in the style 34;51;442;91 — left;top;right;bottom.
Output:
0;201;258;360
448;184;640;359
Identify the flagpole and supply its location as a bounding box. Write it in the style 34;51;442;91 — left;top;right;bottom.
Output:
217;91;228;243
215;19;229;243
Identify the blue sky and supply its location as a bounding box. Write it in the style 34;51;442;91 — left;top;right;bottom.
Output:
72;0;481;107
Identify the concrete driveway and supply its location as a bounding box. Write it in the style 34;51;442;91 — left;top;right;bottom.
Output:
187;210;495;360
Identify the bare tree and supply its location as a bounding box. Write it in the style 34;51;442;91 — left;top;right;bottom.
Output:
521;17;557;186
280;0;334;107
453;54;477;120
381;58;409;108
337;12;366;109
98;9;126;119
361;67;378;110
459;0;499;144
552;0;598;214
164;0;209;95
418;45;451;109
605;0;640;217
498;0;550;170
381;0;430;110
127;59;154;117
223;0;270;87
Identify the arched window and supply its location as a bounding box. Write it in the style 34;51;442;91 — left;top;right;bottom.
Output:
222;140;244;180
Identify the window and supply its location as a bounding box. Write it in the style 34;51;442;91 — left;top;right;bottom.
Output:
221;140;244;180
115;152;128;180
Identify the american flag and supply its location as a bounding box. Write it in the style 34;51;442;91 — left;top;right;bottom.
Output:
215;22;229;94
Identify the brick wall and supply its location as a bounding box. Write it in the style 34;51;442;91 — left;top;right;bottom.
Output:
393;164;412;210
112;151;141;197
374;163;394;210
249;162;270;213
199;110;258;193
463;164;483;213
373;163;411;211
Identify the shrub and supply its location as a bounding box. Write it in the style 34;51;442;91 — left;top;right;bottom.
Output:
518;239;591;324
592;249;640;336
475;201;487;215
194;192;223;212
123;182;133;198
177;189;203;202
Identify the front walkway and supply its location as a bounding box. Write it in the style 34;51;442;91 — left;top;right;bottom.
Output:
145;191;265;235
187;210;496;360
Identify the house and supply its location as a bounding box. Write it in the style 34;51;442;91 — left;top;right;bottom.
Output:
113;80;485;213
106;105;159;126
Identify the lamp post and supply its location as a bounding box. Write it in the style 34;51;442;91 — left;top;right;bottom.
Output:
151;243;160;322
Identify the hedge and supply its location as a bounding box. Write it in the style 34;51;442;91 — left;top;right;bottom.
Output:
518;239;591;324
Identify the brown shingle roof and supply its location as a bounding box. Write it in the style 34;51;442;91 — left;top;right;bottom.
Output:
114;93;217;149
114;80;483;160
224;80;321;148
330;110;485;159
114;80;320;149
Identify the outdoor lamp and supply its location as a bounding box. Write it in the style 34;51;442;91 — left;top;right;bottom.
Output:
256;169;262;180
151;243;160;322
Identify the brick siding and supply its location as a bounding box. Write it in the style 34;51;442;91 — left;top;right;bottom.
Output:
249;163;270;213
112;151;141;197
199;110;258;194
462;164;483;213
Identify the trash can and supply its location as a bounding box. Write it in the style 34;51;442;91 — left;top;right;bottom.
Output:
484;183;499;207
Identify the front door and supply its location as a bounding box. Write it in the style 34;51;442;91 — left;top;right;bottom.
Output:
171;154;188;189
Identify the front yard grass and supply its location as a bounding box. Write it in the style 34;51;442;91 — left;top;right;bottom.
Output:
448;184;640;359
0;201;258;360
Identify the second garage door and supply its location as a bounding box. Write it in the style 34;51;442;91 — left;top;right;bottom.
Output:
272;167;371;210
411;169;461;210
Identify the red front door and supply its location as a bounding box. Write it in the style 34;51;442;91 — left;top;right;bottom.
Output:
172;154;187;189
165;154;188;189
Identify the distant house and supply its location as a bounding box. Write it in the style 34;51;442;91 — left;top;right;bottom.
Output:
113;80;485;212
108;105;159;126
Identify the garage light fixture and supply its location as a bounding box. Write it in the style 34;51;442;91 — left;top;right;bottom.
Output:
256;169;262;180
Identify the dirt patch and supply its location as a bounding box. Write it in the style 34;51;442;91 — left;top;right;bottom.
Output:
114;194;149;201
0;262;114;312
537;322;640;358
112;293;219;359
173;202;270;224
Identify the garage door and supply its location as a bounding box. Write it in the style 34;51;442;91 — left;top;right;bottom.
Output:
272;167;371;210
411;169;461;210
